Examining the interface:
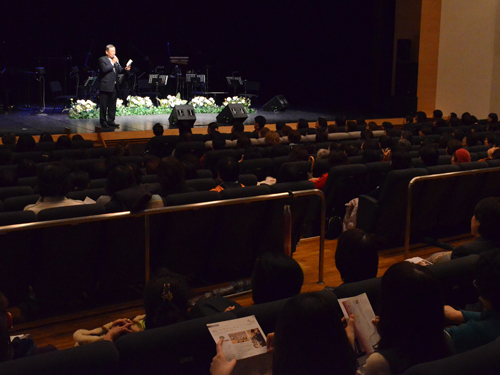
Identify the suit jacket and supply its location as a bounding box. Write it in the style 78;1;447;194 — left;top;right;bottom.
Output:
98;56;125;92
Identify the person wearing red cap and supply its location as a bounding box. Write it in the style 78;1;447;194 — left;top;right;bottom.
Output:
451;148;471;164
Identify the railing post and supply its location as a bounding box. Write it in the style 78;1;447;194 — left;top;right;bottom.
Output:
405;179;414;259
318;192;325;284
283;205;292;257
145;214;150;283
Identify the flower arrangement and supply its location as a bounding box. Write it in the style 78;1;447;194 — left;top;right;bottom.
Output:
157;94;188;109
68;94;255;119
69;99;98;119
188;96;218;113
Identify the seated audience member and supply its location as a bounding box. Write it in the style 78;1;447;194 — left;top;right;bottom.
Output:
144;155;160;175
357;116;367;126
404;115;413;125
451;148;471;164
315;148;330;160
367;121;378;131
401;130;413;143
415;111;428;123
55;135;72;150
379;135;392;150
230;122;244;140
287;130;302;146
258;127;270;139
335;115;347;130
327;123;338;134
346;120;357;133
418;125;432;137
15;134;36;152
211;157;244;192
463;132;479;147
264;130;281;146
143;123;167;156
479;146;500;162
453;128;464;142
335;228;378;284
97;164;160;212
311;149;349;190
157;156;195;197
315;116;328;130
251;252;304;304
396;139;412;152
447;138;463;156
275;121;286;136
360;129;374;140
74;269;190;344
0;292;56;362
251;115;266;138
433;117;446;129
204;122;220;141
178;154;199;180
296;118;309;130
390;150;411;170
444;251;500;353
315;129;328;143
419;146;439;167
433;109;443;120
484;133;498;147
487;113;498;132
39;132;54;143
362;138;379;151
210;132;226;150
287;145;309;162
71;134;84;141
1;132;16;146
211;292;357;375
24;162;90;214
451;197;500;259
343;144;359;157
354;262;451;375
238;135;263;160
280;124;292;137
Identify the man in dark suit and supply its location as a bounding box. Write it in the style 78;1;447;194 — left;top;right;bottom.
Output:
98;44;130;128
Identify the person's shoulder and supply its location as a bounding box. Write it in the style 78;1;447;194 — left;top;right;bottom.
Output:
362;352;391;375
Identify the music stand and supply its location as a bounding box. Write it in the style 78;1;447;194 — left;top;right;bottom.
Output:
149;74;168;100
226;76;243;96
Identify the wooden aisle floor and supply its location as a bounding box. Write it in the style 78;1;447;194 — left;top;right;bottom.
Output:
11;235;472;350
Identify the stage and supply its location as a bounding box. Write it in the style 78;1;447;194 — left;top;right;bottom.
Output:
0;108;339;136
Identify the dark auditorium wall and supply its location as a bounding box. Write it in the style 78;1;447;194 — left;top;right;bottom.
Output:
0;0;397;115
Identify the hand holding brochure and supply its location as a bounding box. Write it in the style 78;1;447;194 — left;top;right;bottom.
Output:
338;293;380;357
207;315;268;361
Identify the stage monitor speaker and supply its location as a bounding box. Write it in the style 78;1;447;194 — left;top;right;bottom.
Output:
216;104;248;125
169;105;196;130
263;95;290;112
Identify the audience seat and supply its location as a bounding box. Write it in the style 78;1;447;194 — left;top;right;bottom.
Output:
185;178;217;191
0;341;119;375
238;174;258;186
0;210;37;225
17;176;37;188
163;191;221;206
239;158;274;181
219;185;271;200
88;178;107;189
37;203;106;221
67;188;106;201
404;335;500;375
270;180;315;193
196;169;213;179
115;312;236;375
3;195;40;212
0;186;34;200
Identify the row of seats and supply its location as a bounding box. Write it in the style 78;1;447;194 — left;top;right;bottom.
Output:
356;160;500;245
1;256;495;375
0;187;319;310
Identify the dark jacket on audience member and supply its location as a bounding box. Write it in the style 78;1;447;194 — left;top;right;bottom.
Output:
451;236;500;259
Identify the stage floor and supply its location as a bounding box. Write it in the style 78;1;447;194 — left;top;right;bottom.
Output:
0;108;338;136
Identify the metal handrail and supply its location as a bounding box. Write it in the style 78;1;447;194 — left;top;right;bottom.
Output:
405;167;500;257
0;189;326;283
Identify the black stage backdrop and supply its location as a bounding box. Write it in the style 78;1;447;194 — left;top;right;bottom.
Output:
0;0;397;116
